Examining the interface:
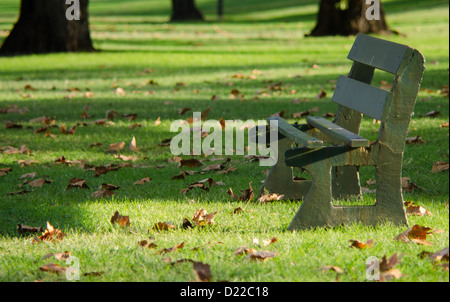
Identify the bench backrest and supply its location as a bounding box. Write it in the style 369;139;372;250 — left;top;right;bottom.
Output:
332;34;425;153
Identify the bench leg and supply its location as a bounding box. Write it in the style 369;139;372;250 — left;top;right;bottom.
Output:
373;151;408;226
261;138;311;200
286;147;408;230
288;159;335;230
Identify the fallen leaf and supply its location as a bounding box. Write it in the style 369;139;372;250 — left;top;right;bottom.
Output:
134;177;151;185
394;225;434;245
28;178;53;188
115;154;138;161
234;247;258;256
34;222;66;242
405;136;425;144
262;236;278;247
258;193;284;204
91;189;115;198
179;158;203;168
192;209;217;227
193;262;212;282
100;183;120;191
432;161;449;173
316;88;327;99
349;239;373;249
405;204;432;216
153;222;176;231
5;121;23;129
20;172;37;179
129;136;139;152
42;251;72;261
65;178;89;189
138;240;158;249
227;182;254;202
401;177;423;193
39;263;66;274
110;211;130;226
108;141;125;152
245;250;279;262
17;224;43;235
320;265;343;274
115;87;125;96
156;242;185;255
424;110;440;117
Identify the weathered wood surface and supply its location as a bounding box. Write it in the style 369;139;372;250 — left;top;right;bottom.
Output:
332;75;392;121
268;117;323;148
306;116;369;147
348;33;409;75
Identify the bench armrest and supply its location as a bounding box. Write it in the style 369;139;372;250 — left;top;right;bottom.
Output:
268;117;323;148
306;116;369;148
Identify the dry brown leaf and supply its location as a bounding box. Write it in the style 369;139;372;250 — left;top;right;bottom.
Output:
65;178;89;189
153;222;176;231
245;250;279;262
134;177;151;185
5;121;23;129
193;261;212;282
128;123;141;130
178;158;203;168
156;242;185;255
227;183;254;202
42;251;72;261
380;268;403;281
17;224;43;235
316;88;327;99
138;240;158;249
432;161;449;173
108;141;125;152
405;204;431;216
401;177;423;193
231;207;244;215
34;222;66;242
92;189;115;198
349;239;373;249
192;209;217;227
39;263;66;274
20;172;36;179
114;154;138;161
234;247;258;256
115;87;125;96
28;178;53;188
110;211;130;226
18;159;39;167
129;136;139;152
320;265;344;274
405;136;425;144
394;225;434;245
258;193;284;204
6;189;30;196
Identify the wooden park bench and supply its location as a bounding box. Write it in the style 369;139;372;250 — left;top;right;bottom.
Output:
257;34;426;230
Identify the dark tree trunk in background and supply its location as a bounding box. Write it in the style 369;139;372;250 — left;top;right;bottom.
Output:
0;0;94;56
308;0;394;36
171;0;204;22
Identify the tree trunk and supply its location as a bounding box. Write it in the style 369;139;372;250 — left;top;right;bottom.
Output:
170;0;204;22
307;0;395;36
0;0;95;56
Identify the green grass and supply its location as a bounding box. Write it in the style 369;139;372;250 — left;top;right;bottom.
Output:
0;0;448;282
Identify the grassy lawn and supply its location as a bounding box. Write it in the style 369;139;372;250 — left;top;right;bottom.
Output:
0;0;448;283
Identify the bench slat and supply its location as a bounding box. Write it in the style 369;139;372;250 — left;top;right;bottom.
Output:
332;75;392;121
306;116;370;147
268;117;323;148
348;34;410;74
